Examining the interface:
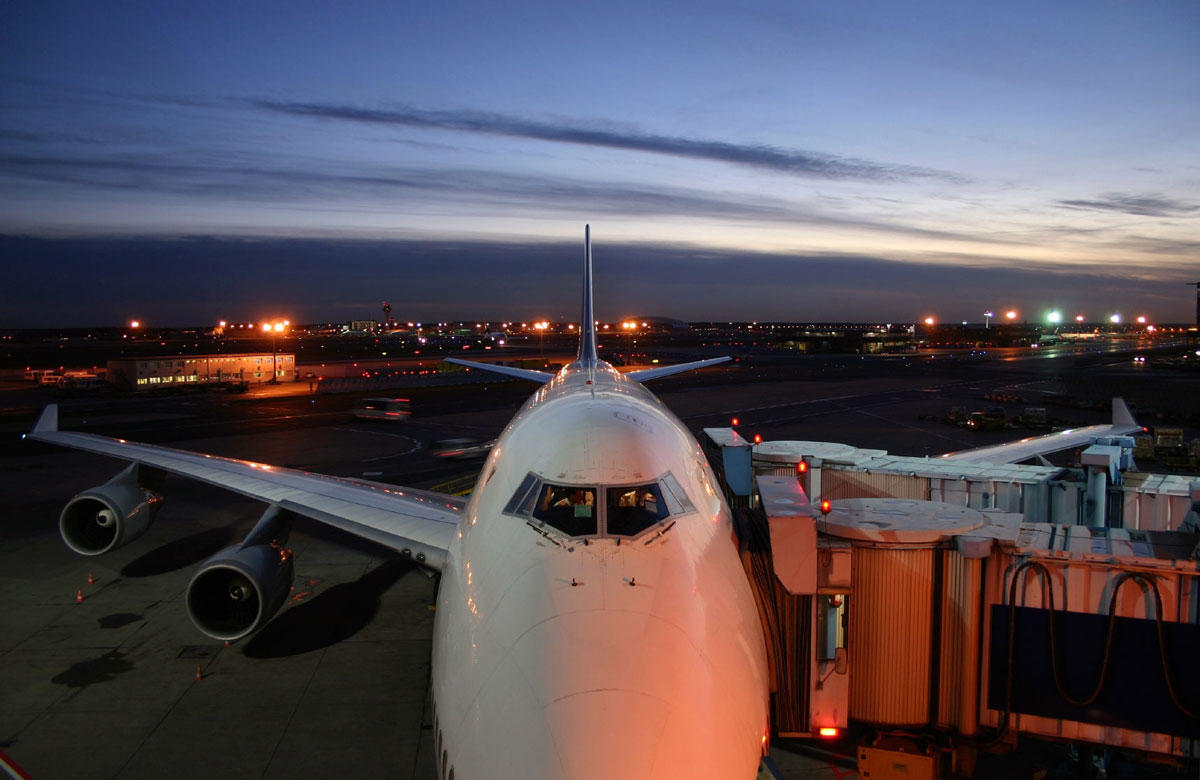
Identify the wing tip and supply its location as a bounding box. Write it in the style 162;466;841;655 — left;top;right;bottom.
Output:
1112;397;1137;428
32;404;58;435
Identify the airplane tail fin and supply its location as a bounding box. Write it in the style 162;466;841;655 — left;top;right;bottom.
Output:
577;225;599;369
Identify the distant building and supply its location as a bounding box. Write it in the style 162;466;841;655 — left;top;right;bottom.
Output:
107;353;297;391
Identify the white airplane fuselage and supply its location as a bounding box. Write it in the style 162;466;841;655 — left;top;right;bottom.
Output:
431;361;770;779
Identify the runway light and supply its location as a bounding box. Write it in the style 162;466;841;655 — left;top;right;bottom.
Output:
818;727;839;738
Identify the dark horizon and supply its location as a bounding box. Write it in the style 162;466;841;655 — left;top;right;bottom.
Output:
3;234;1193;329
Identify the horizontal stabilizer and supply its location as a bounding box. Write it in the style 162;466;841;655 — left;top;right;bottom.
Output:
627;357;731;382
444;358;554;383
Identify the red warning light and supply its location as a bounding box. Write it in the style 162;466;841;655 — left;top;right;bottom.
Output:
797;461;808;474
731;417;739;426
820;499;832;514
753;434;762;444
818;727;839;738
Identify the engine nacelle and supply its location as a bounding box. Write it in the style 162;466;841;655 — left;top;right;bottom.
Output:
186;542;295;642
59;466;163;555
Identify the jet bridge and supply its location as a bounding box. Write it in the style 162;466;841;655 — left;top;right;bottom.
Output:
707;430;1200;779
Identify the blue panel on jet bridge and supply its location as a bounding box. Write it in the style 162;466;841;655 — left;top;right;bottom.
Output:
703;428;753;497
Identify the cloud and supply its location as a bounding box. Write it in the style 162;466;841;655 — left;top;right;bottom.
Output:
1057;192;1198;218
253;99;964;184
0;152;987;244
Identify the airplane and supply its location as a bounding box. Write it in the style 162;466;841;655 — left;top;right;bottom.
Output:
26;227;1147;779
28;226;772;780
938;397;1141;464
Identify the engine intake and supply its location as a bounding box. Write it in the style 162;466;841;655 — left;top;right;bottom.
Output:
186;507;296;641
59;464;162;555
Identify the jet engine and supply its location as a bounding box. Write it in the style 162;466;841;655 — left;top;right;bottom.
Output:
59;463;163;555
185;506;296;641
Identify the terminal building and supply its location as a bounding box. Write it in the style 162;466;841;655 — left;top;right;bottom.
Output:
106;353;297;391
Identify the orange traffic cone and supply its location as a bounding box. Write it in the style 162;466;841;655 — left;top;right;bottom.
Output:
194;663;204;682
87;572;95;585
75;589;84;604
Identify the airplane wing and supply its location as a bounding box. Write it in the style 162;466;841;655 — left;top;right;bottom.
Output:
443;357;554;383
27;405;461;570
938;397;1141;465
626;356;731;382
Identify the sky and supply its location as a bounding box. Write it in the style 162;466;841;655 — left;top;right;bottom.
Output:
1;0;1197;327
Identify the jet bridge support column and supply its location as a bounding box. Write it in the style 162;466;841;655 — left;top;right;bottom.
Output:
1081;445;1122;527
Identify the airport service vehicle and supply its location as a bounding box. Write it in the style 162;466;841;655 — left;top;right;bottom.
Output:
29;228;768;780
352;397;412;421
430;437;494;460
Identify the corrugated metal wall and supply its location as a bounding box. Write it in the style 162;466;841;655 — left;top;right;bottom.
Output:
848;546;935;726
824;470;929;501
936;551;982;735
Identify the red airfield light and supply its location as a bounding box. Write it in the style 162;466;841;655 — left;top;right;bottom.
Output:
731;417;739;426
797;461;808;474
820;499;832;515
753;434;762;444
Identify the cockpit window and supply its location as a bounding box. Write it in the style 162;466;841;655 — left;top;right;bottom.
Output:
531;484;597;536
504;473;539;515
606;483;669;536
659;473;695;516
504;472;695;540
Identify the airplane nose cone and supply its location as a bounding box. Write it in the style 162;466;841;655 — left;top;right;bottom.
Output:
545;689;670;778
512;610;763;779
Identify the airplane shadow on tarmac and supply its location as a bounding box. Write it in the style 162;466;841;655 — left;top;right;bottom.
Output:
120;525;239;578
241;558;416;659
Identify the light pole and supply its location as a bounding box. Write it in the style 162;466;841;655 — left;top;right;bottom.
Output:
984;310;993;329
262;321;285;383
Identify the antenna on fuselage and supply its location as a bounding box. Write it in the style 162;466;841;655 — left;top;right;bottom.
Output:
577;225;599;369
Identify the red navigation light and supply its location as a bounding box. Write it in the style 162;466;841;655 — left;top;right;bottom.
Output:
797;461;808;474
817;727;839;738
820;499;832;515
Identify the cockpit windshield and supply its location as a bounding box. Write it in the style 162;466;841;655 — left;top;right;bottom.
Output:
605;484;668;536
504;471;695;540
531;484;598;537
